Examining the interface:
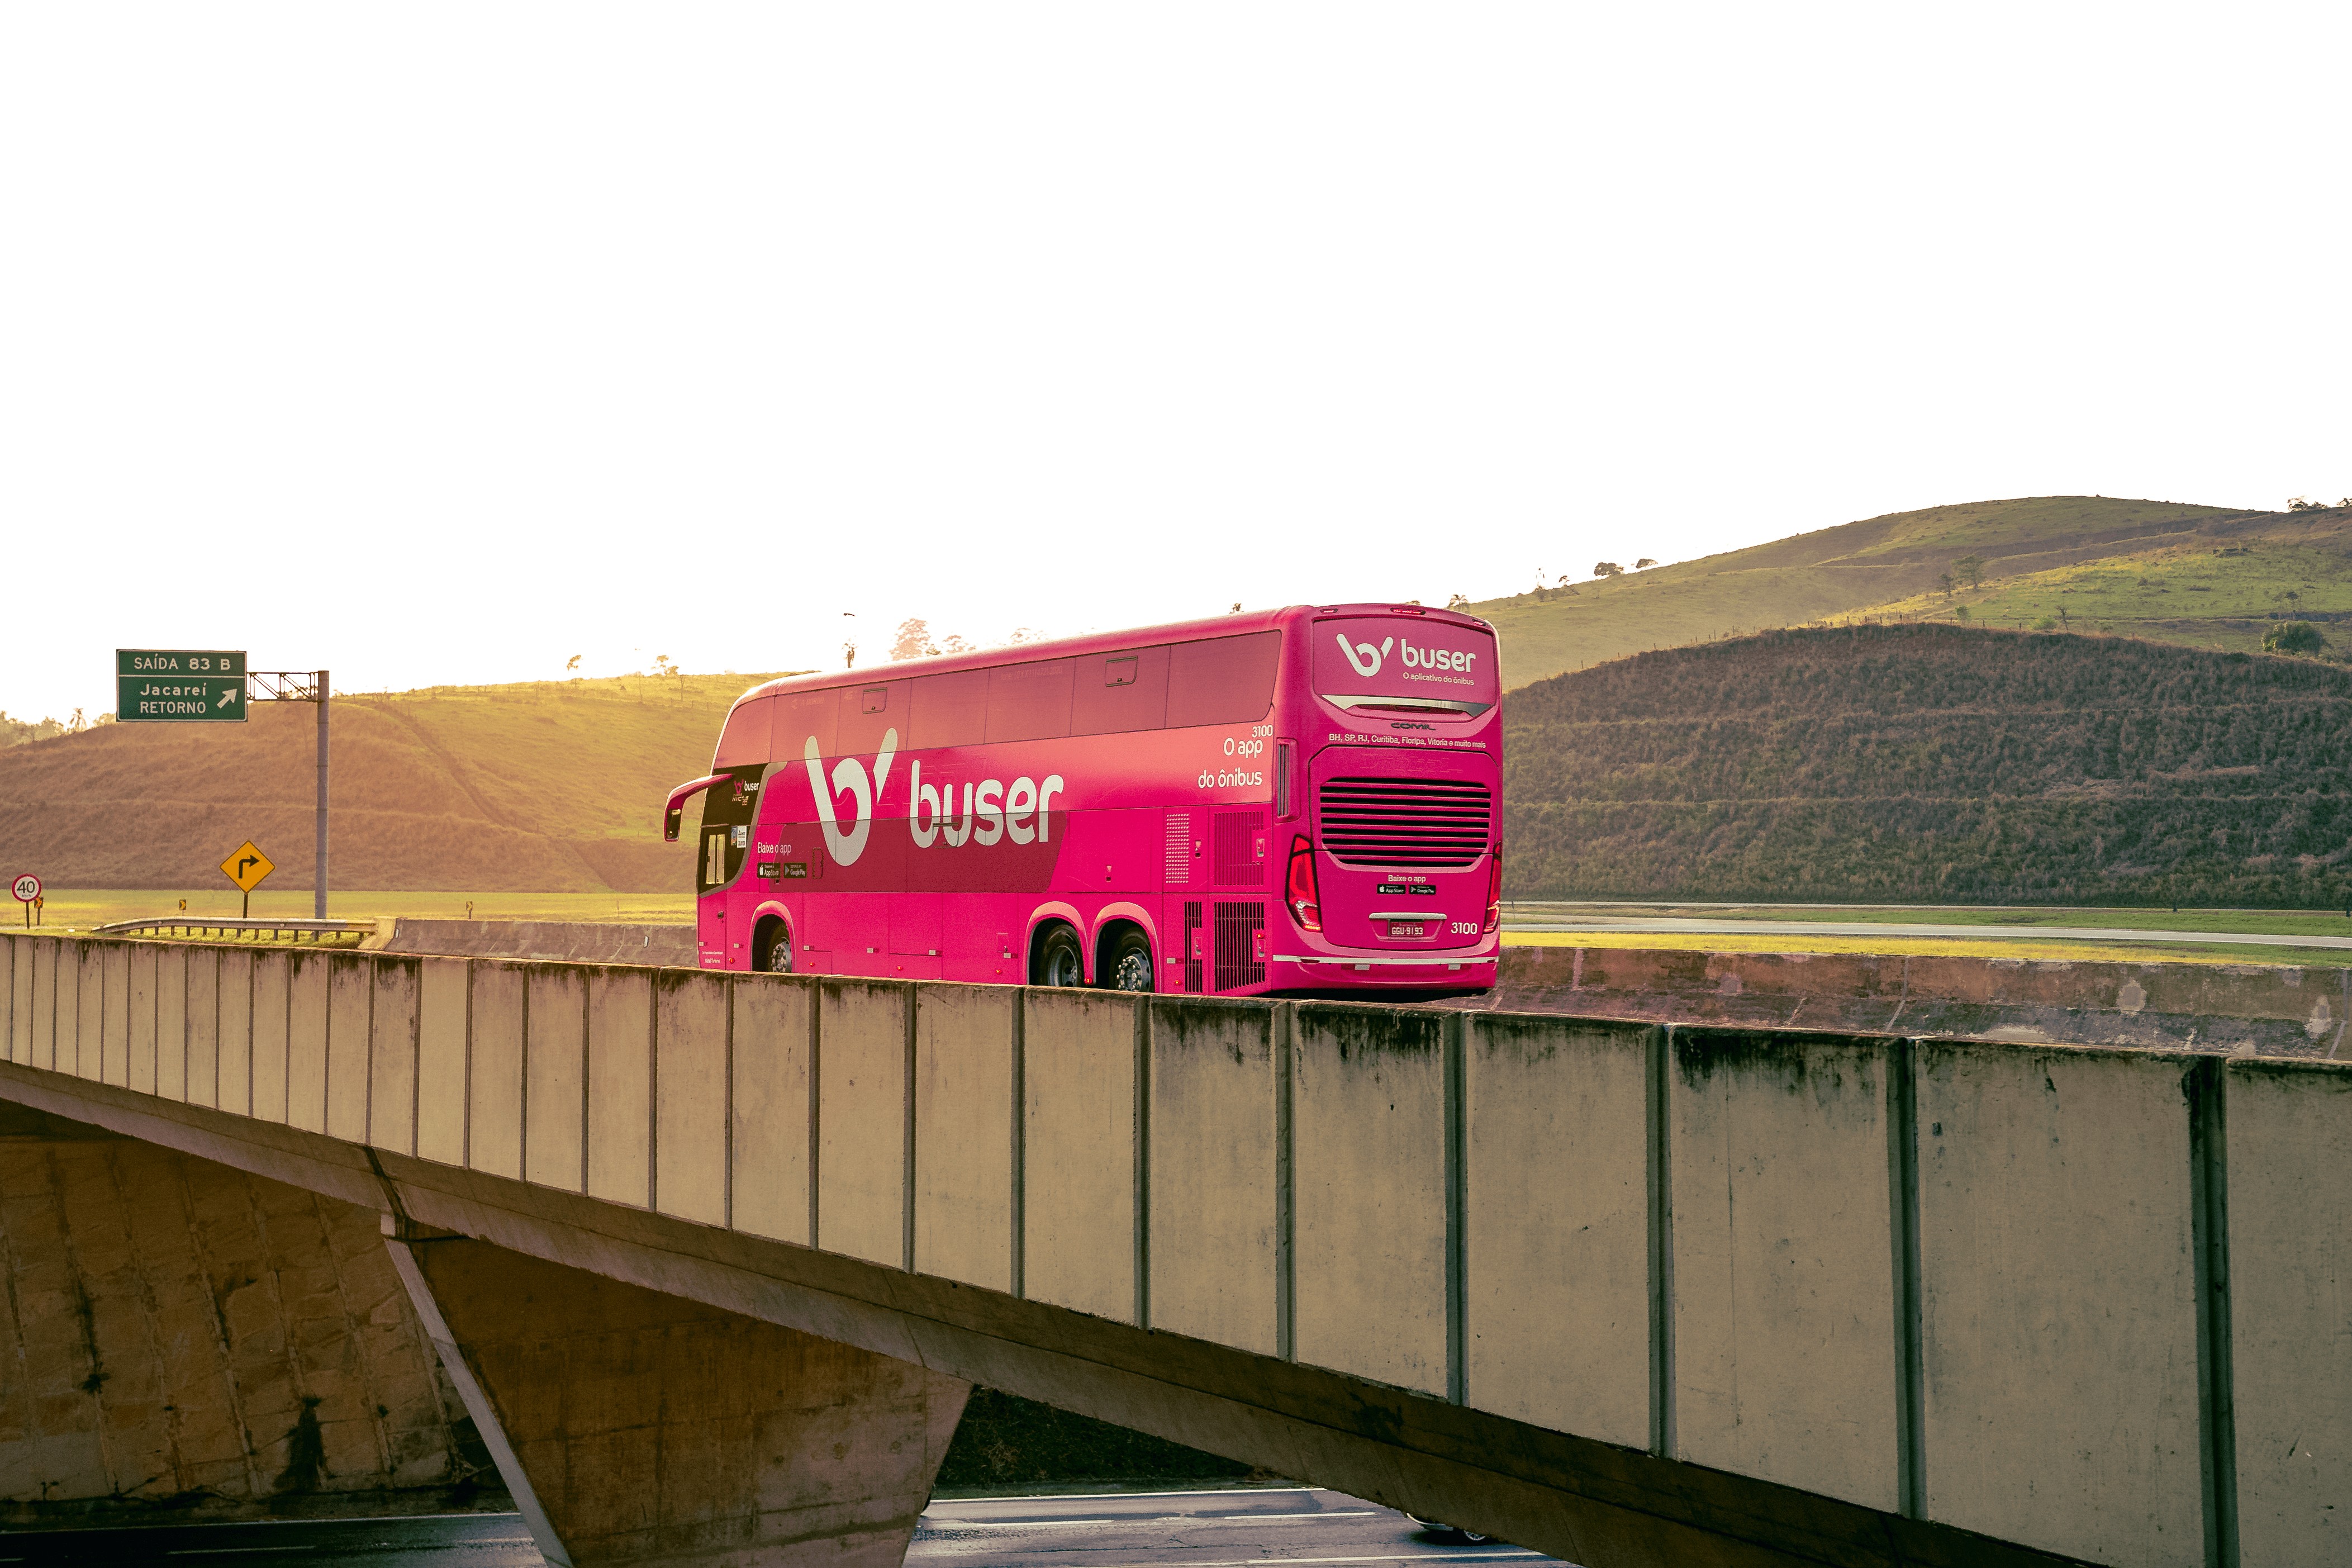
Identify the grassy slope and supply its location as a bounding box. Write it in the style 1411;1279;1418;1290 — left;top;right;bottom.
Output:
0;673;794;894
1473;496;2352;690
1814;512;2352;648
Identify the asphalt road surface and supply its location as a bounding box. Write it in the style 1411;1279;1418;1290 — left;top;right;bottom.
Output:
0;1490;1570;1567
914;1488;1564;1568
0;1511;541;1566
1510;915;2352;951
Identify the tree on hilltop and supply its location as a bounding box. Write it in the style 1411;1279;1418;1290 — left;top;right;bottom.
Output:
891;619;937;661
1594;561;1624;578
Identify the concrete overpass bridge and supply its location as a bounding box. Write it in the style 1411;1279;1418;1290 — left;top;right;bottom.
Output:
0;932;2343;1568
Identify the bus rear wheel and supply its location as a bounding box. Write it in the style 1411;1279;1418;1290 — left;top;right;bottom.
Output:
1103;928;1154;993
1033;924;1085;988
752;920;793;973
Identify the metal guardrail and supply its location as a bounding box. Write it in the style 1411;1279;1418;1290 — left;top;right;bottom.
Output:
89;916;378;947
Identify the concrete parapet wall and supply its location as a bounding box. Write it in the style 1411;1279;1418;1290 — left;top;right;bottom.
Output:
1484;942;2352;1057
2;928;2348;1566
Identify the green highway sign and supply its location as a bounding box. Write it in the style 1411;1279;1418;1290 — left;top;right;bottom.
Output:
116;649;248;723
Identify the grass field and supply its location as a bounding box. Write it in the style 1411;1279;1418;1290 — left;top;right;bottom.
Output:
23;889;2350;969
1503;929;2352;970
0;671;800;894
1467;496;2350;688
18;888;695;932
1816;536;2352;652
1503;903;2352;937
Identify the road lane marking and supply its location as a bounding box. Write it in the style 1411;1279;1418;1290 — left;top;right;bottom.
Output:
921;1518;1122;1528
168;1549;317;1557
1218;1511;1380;1519
1058;1555;1544;1566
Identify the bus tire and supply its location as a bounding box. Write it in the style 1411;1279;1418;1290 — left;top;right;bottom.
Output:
1033;924;1085;988
1102;927;1154;993
752;919;793;973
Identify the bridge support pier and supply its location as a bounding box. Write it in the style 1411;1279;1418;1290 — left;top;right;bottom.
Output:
384;1229;969;1568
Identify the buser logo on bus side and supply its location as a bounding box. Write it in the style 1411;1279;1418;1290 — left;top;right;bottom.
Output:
804;731;898;867
1336;633;1478;677
801;729;1066;866
909;760;1064;849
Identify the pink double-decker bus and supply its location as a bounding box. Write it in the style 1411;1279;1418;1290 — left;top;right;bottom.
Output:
664;604;1502;997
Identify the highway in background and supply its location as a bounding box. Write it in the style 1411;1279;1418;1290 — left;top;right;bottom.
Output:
1506;913;2352;952
0;1490;1565;1567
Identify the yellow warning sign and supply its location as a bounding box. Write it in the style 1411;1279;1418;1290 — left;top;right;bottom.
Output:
220;840;275;894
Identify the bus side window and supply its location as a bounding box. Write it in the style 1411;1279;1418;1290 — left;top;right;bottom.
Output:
1166;631;1280;728
987;658;1073;743
1071;645;1168;735
912;669;990;750
770;688;837;763
714;696;773;768
836;680;907;757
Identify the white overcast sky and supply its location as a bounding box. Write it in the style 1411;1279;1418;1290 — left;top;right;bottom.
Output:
4;4;2348;720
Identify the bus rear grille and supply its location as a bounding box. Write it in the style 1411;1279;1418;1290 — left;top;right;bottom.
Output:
1317;777;1492;869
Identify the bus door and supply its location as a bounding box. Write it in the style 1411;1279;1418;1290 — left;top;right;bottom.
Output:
695;770;759;967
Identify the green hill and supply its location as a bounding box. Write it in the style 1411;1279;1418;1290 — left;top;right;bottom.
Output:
0;673;792;892
1476;496;2352;689
1502;623;2352;908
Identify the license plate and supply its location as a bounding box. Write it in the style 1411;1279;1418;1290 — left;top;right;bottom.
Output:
1388;921;1426;939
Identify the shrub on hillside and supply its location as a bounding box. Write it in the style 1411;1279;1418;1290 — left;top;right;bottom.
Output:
2264;620;2327;655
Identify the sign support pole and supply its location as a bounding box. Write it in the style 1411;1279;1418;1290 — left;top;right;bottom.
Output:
315;670;330;919
241;669;326;918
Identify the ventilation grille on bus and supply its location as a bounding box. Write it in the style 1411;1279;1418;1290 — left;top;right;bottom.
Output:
1317;777;1492;869
1183;900;1204;993
1166;813;1192;886
1212;810;1266;887
1213;901;1265;992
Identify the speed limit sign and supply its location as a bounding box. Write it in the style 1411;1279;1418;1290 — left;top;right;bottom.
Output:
9;874;37;904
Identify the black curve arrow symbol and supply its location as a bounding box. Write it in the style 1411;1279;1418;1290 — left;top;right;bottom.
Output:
238;857;259;878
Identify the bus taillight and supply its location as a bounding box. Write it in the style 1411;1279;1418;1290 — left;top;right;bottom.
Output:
1286;835;1322;932
1484;844;1503;933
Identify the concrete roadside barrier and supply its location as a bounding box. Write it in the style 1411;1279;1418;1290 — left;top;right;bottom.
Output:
1477;943;2351;1058
378;918;697;967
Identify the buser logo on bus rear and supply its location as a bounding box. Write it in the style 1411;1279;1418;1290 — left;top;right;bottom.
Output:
1336;633;1478;677
801;728;1065;866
